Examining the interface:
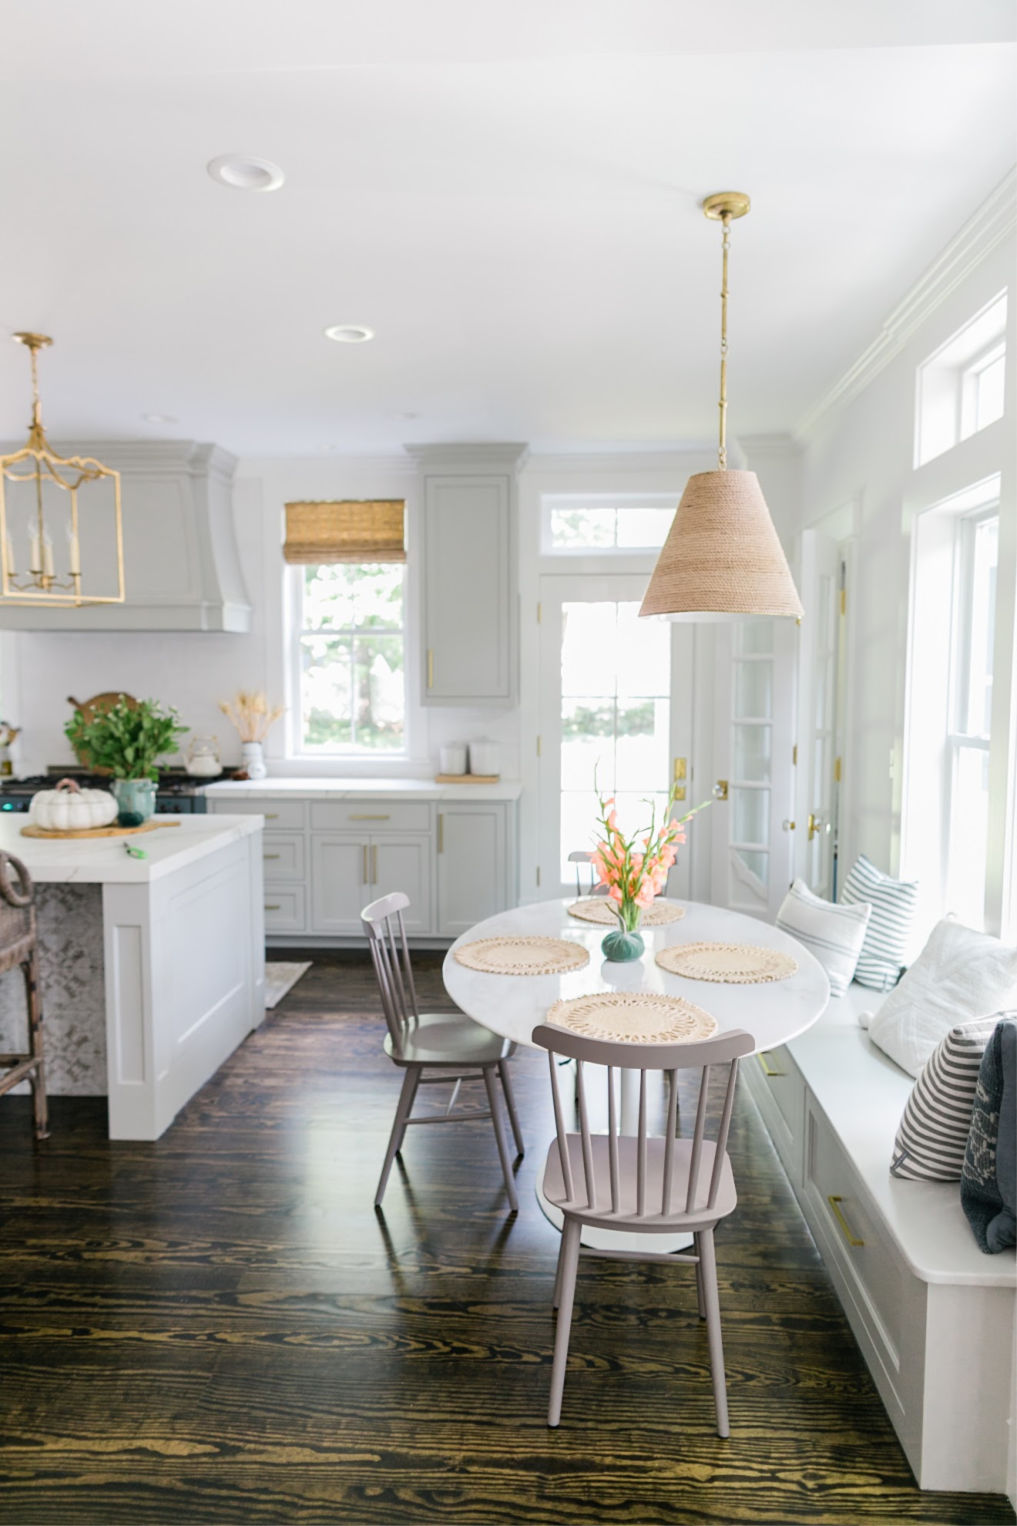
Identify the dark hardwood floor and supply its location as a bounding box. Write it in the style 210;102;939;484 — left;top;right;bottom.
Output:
1;953;1013;1526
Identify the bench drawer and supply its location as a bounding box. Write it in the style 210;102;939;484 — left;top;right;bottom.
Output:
261;832;305;881
211;797;307;830
310;800;431;833
262;885;307;934
803;1101;908;1414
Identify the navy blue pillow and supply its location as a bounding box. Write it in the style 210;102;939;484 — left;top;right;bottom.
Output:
960;1016;1017;1253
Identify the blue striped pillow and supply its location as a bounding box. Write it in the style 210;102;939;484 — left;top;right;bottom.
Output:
840;854;918;991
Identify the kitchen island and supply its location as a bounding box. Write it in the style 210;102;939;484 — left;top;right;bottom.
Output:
0;814;265;1140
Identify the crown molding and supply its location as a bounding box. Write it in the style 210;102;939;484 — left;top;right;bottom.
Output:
236;451;417;478
795;167;1017;442
403;441;529;473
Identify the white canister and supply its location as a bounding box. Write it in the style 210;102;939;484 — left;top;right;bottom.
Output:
468;740;500;776
439;743;468;776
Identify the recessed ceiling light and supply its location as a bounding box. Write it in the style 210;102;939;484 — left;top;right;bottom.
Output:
324;324;374;344
142;413;178;424
207;154;285;193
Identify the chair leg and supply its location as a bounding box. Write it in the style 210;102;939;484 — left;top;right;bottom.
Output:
696;1228;730;1438
482;1065;519;1212
24;952;48;1141
497;1058;524;1157
375;1066;421;1207
552;1229;566;1309
548;1218;581;1427
695;1253;706;1320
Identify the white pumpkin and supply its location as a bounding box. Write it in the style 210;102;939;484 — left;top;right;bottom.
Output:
29;777;119;831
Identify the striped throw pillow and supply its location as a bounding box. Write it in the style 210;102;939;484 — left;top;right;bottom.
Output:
891;1016;1004;1180
840;855;918;991
776;879;871;997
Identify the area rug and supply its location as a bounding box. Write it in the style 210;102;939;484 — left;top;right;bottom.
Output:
265;962;312;1009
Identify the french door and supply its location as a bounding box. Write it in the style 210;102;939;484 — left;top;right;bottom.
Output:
537;575;695;900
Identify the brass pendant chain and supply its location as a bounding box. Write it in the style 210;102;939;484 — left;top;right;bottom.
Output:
717;211;731;471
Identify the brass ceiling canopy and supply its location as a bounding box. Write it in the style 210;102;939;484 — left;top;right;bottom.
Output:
640;191;803;622
1;333;125;607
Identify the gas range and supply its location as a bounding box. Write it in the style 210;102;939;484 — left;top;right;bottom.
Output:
0;766;210;814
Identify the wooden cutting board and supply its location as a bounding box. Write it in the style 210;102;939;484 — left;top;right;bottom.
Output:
20;819;182;840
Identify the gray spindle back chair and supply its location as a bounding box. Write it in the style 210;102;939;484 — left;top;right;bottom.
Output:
531;1021;754;1432
566;850;609;897
362;891;523;1211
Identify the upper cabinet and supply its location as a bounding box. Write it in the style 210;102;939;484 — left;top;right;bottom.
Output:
0;441;251;632
411;443;525;706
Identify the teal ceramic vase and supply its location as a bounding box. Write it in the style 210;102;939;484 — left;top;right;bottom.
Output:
111;778;157;828
600;927;645;962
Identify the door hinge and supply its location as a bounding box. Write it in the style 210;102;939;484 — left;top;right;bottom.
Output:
536;735;541;757
834;756;842;783
792;743;798;767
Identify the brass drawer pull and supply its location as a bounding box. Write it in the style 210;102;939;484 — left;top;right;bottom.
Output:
264;903;281;912
828;1195;864;1247
349;813;390;821
758;1052;785;1078
264;812;279;820
264;853;281;860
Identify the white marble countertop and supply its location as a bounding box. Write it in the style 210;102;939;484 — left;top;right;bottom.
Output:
0;813;264;884
202;776;523;801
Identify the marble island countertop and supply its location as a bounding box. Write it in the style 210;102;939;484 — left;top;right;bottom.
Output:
202;776;523;801
0;813;264;884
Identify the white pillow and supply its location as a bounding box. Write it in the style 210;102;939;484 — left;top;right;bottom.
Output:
867;919;1017;1077
775;879;871;997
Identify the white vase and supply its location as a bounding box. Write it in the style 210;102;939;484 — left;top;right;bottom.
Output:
241;740;267;780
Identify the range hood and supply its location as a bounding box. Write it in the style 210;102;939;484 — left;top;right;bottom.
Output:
0;441;251;632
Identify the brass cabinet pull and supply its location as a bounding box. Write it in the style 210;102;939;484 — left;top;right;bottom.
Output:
264;853;281;860
427;649;434;689
437;813;444;854
828;1195;865;1247
371;844;378;883
264;903;281;912
758;1052;786;1078
349;813;390;821
362;845;369;884
264;813;279;820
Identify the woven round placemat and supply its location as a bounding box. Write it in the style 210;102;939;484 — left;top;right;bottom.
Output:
655;941;798;983
453;936;590;976
567;898;686;926
546;991;717;1044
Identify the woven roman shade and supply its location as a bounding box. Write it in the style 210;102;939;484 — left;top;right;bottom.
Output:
283;500;406;564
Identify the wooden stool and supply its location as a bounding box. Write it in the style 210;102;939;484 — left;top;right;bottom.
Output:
0;851;49;1139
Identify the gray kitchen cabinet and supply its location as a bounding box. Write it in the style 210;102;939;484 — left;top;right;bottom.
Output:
436;800;515;936
0;440;250;631
310;832;431;935
412;445;525;706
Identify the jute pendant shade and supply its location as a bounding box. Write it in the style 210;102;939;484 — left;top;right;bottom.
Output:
640;192;803;622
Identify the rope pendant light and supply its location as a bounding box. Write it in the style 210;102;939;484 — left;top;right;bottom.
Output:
640;192;803;621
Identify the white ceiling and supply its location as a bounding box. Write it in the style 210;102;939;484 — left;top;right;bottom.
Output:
0;1;1014;458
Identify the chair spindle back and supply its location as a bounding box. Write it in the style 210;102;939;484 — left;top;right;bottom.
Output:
361;891;420;1051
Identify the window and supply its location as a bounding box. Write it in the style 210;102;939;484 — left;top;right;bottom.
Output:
542;494;674;554
901;476;1001;929
944;511;997;925
284;500;407;756
915;292;1007;466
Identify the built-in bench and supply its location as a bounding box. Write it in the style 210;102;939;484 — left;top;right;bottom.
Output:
742;983;1016;1498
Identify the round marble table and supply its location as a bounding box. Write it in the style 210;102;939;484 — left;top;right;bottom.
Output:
444;896;830;1249
443;896;830;1059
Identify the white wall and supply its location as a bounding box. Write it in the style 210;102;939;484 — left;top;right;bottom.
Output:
793;227;1016;932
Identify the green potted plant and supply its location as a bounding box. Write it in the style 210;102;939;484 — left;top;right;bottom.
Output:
65;696;189;826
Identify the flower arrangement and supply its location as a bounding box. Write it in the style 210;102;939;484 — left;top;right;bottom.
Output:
217;690;284;743
592;781;714;932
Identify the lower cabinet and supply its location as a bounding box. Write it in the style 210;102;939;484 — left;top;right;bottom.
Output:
310;833;432;935
208;791;516;940
436;801;512;936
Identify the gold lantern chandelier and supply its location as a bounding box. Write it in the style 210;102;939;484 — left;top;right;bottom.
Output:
640;192;803;621
0;333;124;607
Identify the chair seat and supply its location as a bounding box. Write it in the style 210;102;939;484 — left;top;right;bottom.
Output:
542;1134;737;1231
384;1010;514;1067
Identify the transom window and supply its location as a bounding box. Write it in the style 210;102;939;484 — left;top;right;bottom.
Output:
915;291;1008;466
542;494;674;554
